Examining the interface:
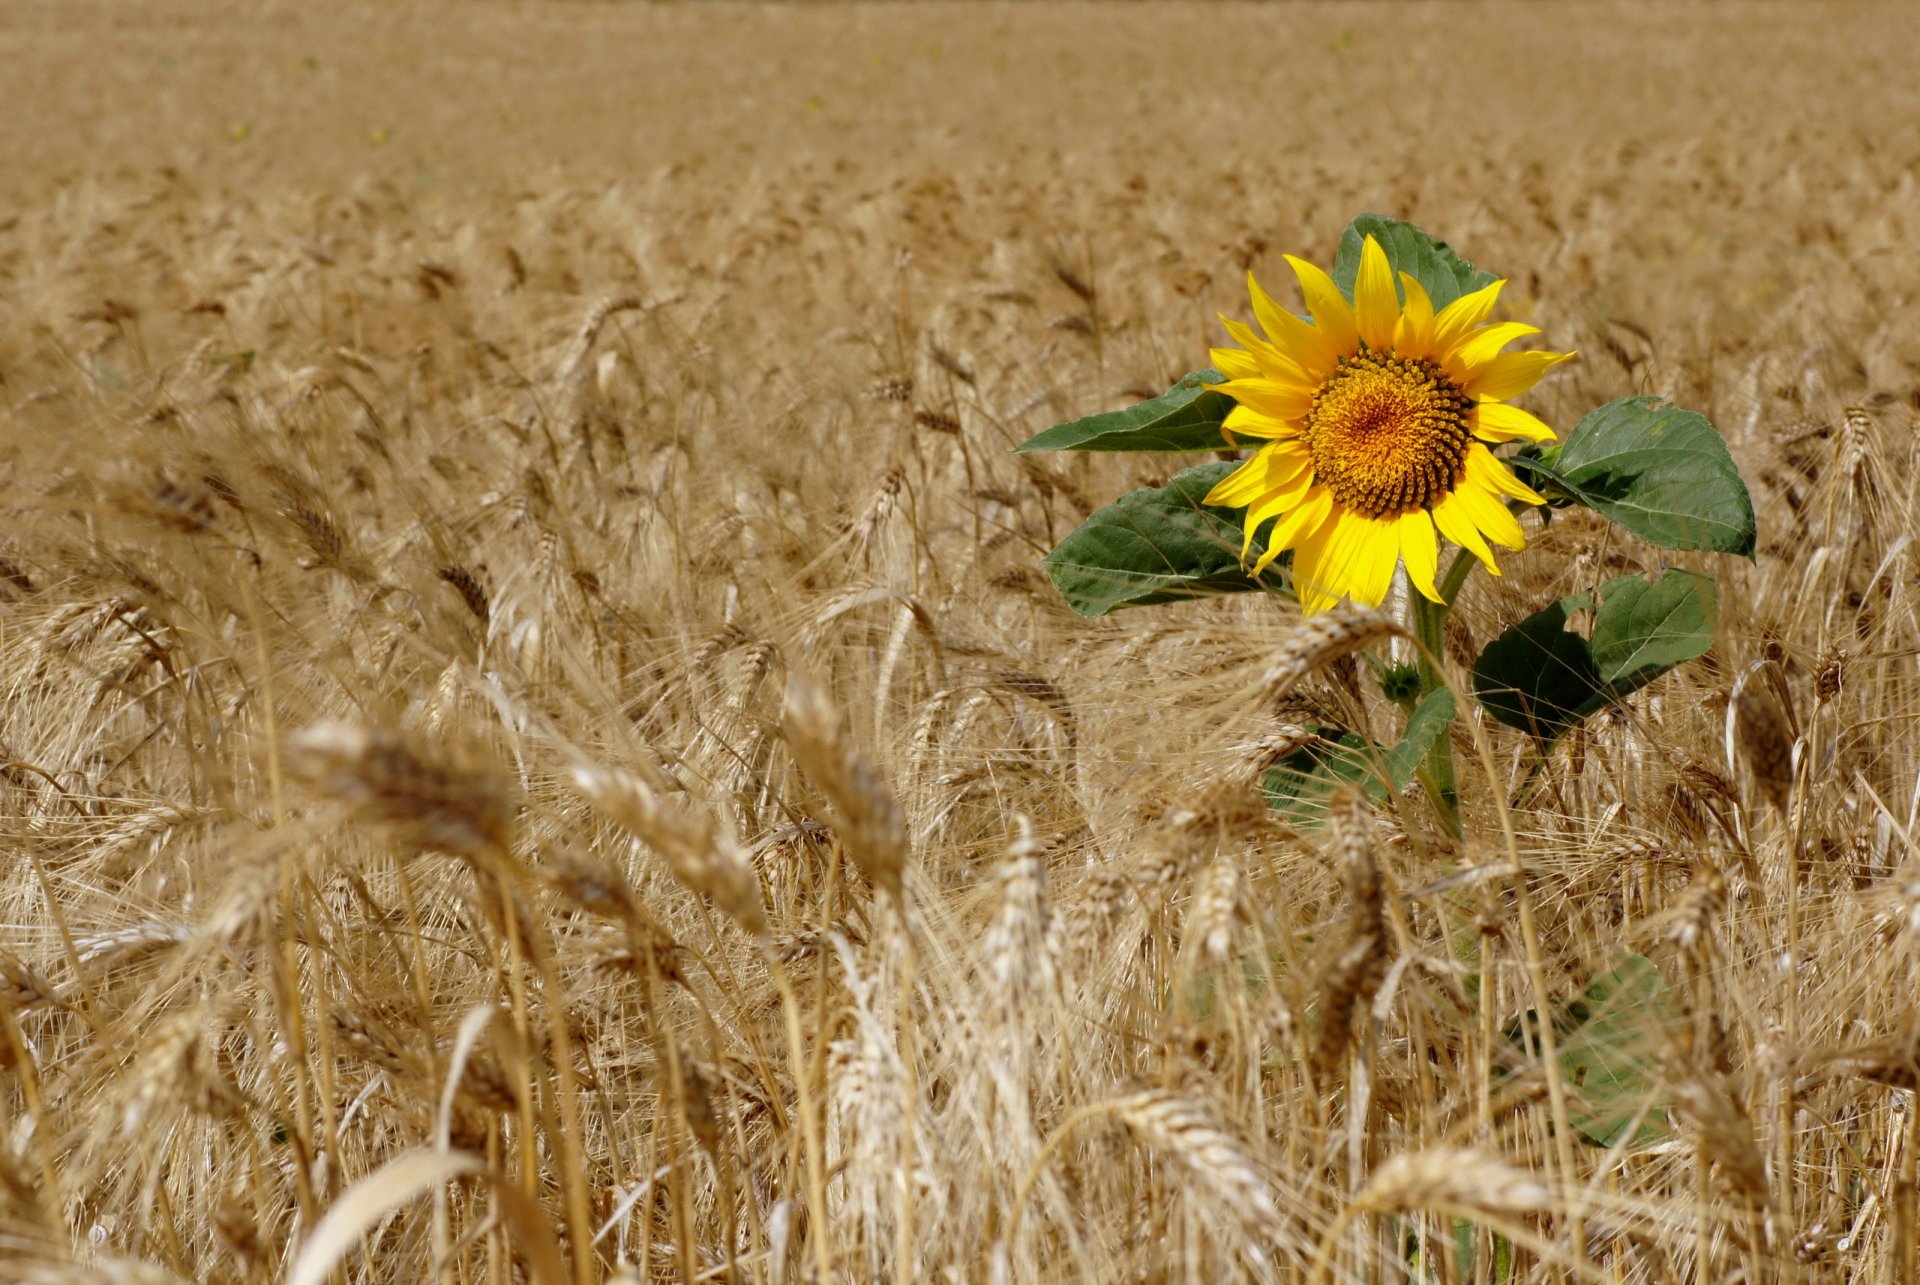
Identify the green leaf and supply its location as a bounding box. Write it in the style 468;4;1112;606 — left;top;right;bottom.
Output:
1516;396;1756;557
1263;688;1455;827
1040;462;1282;616
1501;954;1675;1148
1332;214;1499;313
1014;370;1235;454
1376;686;1457;788
1451;1219;1475;1279
1443;1220;1512;1282
1470;570;1717;740
1588;569;1719;693
1469;594;1602;740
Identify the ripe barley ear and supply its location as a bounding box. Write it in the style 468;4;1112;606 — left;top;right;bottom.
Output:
783;678;909;904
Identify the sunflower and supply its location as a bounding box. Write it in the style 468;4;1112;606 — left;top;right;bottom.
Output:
1205;235;1574;614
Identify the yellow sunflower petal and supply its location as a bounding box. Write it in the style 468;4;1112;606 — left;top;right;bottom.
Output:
1353;235;1400;353
1392;272;1436;355
1471;400;1558;444
1398;509;1442;603
1286;517;1344;614
1218;316;1315;387
1431;489;1500;574
1462;350;1575;401
1252;484;1336;576
1203;450;1271;509
1213;377;1315;417
1430;278;1506;355
1246;273;1340;375
1353;517;1405;607
1239;470;1317;556
1208;346;1262;380
1446;322;1543;379
1296;510;1398;610
1465;442;1547;505
1283;255;1360;358
1445;474;1528;549
1203;443;1309;510
1222;403;1299;441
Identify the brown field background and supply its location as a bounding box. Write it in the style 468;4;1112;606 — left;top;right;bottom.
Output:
3;1;1920;1280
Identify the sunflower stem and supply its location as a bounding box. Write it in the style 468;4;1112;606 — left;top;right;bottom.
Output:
1437;548;1478;605
1408;589;1461;838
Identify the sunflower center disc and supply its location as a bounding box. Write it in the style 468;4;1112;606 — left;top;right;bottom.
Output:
1303;352;1474;519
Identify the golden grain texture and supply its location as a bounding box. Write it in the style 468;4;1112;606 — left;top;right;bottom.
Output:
2;2;1919;1280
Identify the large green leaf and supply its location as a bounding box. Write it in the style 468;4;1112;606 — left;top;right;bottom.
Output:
1589;570;1719;691
1041;462;1283;616
1471;570;1717;740
1331;214;1499;313
1015;370;1234;454
1469;595;1601;740
1501;954;1675;1148
1516;397;1756;557
1263;688;1455;827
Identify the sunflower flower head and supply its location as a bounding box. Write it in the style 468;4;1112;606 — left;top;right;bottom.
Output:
1204;235;1575;614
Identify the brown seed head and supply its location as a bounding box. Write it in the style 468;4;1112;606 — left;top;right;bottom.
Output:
1260;606;1403;707
0;955;60;1011
1672;1075;1768;1206
783;678;908;903
679;1058;725;1158
1733;684;1795;812
569;763;767;936
1815;648;1848;706
984;816;1055;996
1358;1147;1552;1216
289;721;516;857
1110;1090;1281;1238
1190;856;1241;965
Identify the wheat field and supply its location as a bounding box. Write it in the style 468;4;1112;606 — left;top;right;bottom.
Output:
3;1;1920;1280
